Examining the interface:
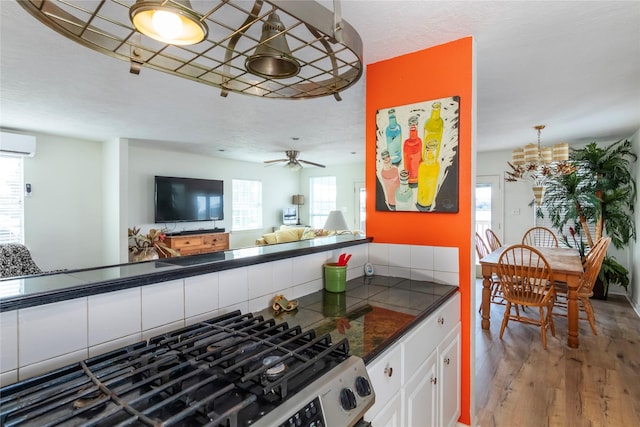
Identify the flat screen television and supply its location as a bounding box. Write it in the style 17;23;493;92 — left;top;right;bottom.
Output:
154;176;224;223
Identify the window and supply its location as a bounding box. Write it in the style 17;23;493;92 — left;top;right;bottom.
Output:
309;176;336;228
232;179;262;231
0;156;24;244
536;204;595;249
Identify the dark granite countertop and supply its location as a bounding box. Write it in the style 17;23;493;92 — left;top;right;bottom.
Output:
254;275;459;364
0;236;371;311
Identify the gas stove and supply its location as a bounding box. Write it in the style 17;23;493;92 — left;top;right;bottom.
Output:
0;310;374;427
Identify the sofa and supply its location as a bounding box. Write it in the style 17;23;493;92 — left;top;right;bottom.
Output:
255;225;333;246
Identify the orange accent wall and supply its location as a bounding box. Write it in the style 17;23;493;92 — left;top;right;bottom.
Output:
366;37;473;425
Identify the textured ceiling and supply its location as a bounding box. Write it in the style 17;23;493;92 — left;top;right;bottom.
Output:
1;1;639;167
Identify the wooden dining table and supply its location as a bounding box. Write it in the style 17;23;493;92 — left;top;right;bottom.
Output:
479;245;584;348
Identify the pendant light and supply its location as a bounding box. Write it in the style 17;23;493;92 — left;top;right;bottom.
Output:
245;13;300;79
130;0;208;46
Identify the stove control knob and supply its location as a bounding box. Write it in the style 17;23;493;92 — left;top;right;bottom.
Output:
355;376;372;397
340;388;357;410
310;402;317;415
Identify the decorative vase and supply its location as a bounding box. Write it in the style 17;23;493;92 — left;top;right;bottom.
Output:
130;247;159;263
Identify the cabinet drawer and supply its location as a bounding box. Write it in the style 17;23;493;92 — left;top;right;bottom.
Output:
169;236;204;248
365;344;402;421
203;234;229;250
178;248;202;256
202;234;228;245
403;293;460;381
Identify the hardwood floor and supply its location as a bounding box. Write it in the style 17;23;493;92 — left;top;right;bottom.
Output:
474;281;640;427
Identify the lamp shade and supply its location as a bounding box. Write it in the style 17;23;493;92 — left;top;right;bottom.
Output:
245;13;300;79
323;210;349;231
292;194;305;205
130;0;208;45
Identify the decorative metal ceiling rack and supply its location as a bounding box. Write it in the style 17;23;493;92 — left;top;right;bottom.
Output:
18;0;363;100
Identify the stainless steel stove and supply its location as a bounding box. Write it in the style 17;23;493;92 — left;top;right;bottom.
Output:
0;310;374;427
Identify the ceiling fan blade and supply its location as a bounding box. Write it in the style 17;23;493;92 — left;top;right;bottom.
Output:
299;159;326;168
264;159;288;164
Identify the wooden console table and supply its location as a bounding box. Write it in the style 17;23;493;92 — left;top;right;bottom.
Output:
163;232;229;257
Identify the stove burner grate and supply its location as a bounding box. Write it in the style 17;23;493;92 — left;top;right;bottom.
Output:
0;310;351;427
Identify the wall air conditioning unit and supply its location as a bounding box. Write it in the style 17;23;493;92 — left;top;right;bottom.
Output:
0;131;36;157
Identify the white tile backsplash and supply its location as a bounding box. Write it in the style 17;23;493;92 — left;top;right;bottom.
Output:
18;298;88;366
388;244;411;268
184;273;219;318
19;349;88;382
88;333;143;358
185;309;220;326
142;320;185;342
2;242;460;386
292;252;327;284
141;280;185;331
219;268;248;308
1;370;17;387
435;246;459;273
88;287;141;346
368;243;389;265
272;258;293;292
248;294;273;313
0;310;18;373
410;245;435;270
248;263;274;299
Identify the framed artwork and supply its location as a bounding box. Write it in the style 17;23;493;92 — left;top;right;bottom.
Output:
375;96;460;213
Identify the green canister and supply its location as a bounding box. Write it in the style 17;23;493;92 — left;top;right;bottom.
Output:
323;262;347;293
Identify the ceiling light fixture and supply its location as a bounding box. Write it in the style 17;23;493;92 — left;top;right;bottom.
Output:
505;125;571;205
130;0;208;45
18;0;363;100
245;13;300;79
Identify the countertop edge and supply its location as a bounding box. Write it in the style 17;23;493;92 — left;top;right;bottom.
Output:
0;238;372;311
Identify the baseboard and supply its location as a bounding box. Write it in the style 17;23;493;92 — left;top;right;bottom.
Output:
626;294;640;318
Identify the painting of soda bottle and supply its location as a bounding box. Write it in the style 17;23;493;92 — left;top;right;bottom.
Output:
375;96;459;213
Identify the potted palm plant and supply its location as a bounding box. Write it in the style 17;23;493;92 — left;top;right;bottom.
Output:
542;139;636;298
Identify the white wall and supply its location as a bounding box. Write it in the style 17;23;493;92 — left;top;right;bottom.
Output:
20;134;365;270
127;145;364;249
299;162;365;229
476;149;534;244
629;128;639;312
23;133;104;271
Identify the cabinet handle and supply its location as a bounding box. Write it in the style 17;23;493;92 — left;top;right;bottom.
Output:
438;317;445;325
443;357;450;365
430;376;437;385
384;365;393;378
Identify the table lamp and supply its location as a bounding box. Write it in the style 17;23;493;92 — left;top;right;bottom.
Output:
323;210;350;234
292;194;305;225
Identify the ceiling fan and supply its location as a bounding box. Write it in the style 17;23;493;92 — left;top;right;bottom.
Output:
264;150;326;169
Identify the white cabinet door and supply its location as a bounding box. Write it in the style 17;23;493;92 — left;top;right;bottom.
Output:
370;393;402;427
365;344;402;421
402;349;438;427
438;323;461;427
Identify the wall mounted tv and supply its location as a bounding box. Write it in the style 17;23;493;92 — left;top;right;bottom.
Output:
154;176;224;223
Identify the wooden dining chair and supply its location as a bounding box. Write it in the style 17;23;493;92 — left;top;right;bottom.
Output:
475;233;504;312
497;244;556;349
522;226;559;247
485;228;502;251
554;237;611;335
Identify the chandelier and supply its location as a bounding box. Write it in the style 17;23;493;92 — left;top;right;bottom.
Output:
505;125;572;205
17;0;363;100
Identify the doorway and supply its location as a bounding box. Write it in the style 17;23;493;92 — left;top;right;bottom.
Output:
475;175;502;275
